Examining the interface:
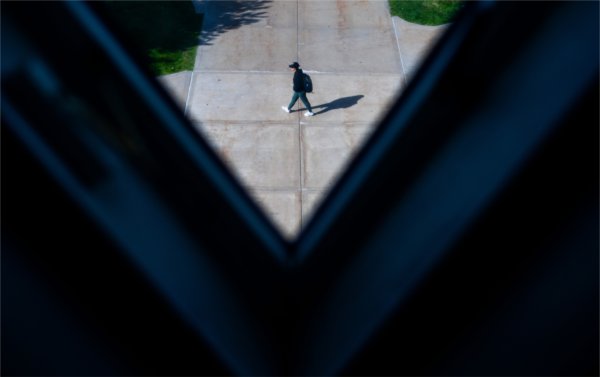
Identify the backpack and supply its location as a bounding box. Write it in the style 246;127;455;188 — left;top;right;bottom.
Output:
303;73;313;93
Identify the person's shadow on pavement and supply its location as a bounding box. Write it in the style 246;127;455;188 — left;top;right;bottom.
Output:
310;95;364;115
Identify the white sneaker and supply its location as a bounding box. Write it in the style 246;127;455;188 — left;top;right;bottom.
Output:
282;106;290;113
304;111;314;117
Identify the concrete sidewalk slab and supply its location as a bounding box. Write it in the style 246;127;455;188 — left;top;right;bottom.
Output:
302;190;326;225
302;123;372;189
298;0;392;29
392;16;448;80
186;72;293;122
194;122;299;189
297;0;401;74
156;71;191;110
196;28;297;72
301;73;402;123
196;0;297;72
251;189;301;238
201;0;296;31
187;72;401;124
299;28;402;74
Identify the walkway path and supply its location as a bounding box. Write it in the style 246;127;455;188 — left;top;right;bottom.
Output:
159;0;446;238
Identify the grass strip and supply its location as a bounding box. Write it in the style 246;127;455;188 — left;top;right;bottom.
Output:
389;0;464;26
103;1;203;75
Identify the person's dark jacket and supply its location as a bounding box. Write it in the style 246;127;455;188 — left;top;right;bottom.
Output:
293;69;305;92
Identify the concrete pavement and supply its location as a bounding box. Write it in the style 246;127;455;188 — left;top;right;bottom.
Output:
392;16;449;81
159;0;447;238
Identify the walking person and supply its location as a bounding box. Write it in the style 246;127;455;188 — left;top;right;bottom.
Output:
282;62;314;116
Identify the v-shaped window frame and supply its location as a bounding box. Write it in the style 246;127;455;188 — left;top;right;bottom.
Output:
2;1;598;376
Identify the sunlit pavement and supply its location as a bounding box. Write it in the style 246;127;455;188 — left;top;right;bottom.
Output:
159;1;447;238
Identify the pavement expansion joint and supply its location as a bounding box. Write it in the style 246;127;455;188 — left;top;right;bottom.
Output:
194;69;289;75
189;120;299;127
250;187;305;192
194;69;404;78
299;121;374;127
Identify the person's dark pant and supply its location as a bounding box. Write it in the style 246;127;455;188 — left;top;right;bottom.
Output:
288;91;312;112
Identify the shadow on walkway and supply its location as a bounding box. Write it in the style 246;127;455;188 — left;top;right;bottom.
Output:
201;0;272;46
311;95;364;115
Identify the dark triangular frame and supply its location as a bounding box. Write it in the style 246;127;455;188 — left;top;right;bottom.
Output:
2;1;598;375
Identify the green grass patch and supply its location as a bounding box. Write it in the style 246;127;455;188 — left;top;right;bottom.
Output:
103;1;203;75
389;0;464;26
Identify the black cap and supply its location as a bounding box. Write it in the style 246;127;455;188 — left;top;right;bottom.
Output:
289;62;300;69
